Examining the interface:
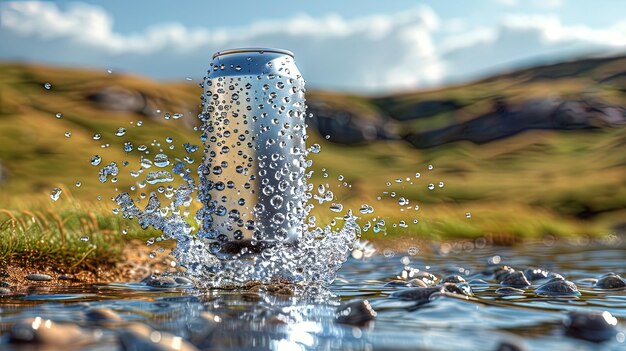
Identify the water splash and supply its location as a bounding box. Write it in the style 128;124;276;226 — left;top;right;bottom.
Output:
110;61;359;287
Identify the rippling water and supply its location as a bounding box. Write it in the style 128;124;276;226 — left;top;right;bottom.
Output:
1;242;625;350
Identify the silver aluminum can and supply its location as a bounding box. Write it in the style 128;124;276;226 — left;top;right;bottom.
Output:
199;48;307;256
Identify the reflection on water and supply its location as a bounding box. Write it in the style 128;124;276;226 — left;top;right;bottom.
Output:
0;242;625;350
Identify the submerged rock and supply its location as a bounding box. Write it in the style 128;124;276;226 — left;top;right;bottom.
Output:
594;274;626;289
390;287;444;302
85;308;123;322
565;310;619;342
26;274;53;282
500;271;531;288
535;280;580;296
9;317;90;345
118;323;198;351
335;299;377;326
496;287;526;295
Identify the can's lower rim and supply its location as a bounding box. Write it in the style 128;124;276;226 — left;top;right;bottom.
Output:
212;47;294;59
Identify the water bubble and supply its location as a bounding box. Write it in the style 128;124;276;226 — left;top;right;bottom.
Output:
115;127;126;136
55;113;62;119
50;187;61;201
90;155;102;166
43;82;52;90
270;195;283;209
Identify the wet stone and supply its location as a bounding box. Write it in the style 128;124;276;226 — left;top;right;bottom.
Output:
493;266;515;281
565;310;619;342
174;276;194;286
535;280;580;296
442;275;466;283
145;276;177;288
26;274;53;282
594;274;626;289
407;278;428;288
384;280;408;288
85;308;122;322
335;299;377;326
500;271;531;288
496;287;525;295
442;282;473;296
523;268;550;281
390;287;443;302
118;323;199;351
9;317;90;345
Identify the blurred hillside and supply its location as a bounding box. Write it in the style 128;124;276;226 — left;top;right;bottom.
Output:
1;56;625;240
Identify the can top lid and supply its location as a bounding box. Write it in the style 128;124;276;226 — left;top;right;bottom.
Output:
212;48;294;59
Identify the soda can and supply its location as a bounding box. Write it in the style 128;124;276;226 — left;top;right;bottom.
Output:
198;48;308;257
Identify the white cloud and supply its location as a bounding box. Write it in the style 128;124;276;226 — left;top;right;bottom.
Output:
1;1;624;93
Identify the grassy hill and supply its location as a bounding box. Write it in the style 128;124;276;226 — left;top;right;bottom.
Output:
0;55;625;268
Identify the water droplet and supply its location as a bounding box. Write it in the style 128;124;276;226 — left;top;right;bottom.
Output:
115;127;126;136
153;154;170;167
93;133;101;140
43;82;52;90
75;181;81;187
80;236;89;242
64;131;72;138
466;212;472;219
330;203;343;213
398;197;409;206
428;183;435;190
146;170;174;184
428;164;434;170
438;181;444;188
359;204;374;214
90;155;102;166
55;113;62;119
50;187;61;201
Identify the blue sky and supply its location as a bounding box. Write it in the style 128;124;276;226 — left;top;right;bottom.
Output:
1;0;625;93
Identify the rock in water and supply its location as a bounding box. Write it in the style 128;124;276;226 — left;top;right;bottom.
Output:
118;323;198;351
442;275;466;283
144;276;177;288
26;274;53;282
85;308;122;322
390;287;444;302
535;280;580;297
594;274;626;289
523;268;550;281
496;287;525;295
565;311;619;342
500;271;531;288
9;317;90;345
335;299;377;326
